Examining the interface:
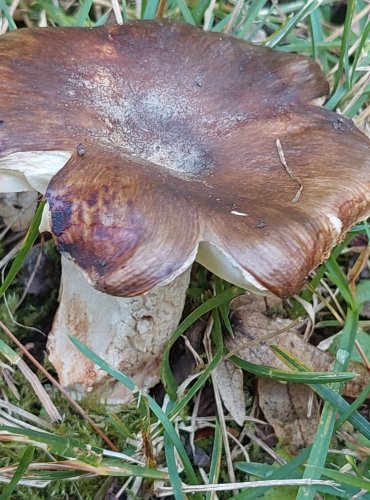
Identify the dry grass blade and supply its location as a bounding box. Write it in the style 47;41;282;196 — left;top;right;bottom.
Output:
154;479;341;497
0;241;22;270
225;0;244;33
276;138;303;203
0;399;53;430
0;476;49;488
110;0;123;24
325;3;370;42
0;328;61;422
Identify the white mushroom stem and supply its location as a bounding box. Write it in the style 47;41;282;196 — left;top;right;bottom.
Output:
48;257;191;404
1;158;191;404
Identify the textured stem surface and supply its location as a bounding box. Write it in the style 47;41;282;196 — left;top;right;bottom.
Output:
48;257;191;404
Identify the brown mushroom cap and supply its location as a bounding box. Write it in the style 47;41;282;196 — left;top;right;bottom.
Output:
1;20;370;297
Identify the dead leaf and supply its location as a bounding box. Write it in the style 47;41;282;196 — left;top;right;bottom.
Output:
228;296;370;398
258;378;320;455
214;359;245;426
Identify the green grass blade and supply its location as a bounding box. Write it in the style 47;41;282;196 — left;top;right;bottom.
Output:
234;462;358;498
324;84;348;111
0;338;22;364
298;306;359;500
175;0;195;25
0;425;103;463
297;405;337;500
160;286;243;399
312;384;370;441
215;277;234;337
331;0;356;94
265;0;320;48
325;256;355;308
69;336;200;489
336;384;370;428
230;355;356;384
235;462;301;480
238;0;268;40
308;10;317;60
0;200;46;300
206;419;222;500
121;0;128;22
212;13;233;32
94;9;113;26
38;0;74;25
167;342;223;422
108;413;133;439
350;20;370;84
164;401;186;500
308;467;370;492
192;0;212;24
151;309;224;443
21;471;90;481
233;378;370;500
73;0;94;25
164;433;185;499
0;0;17;30
0;445;35;500
308;8;329;72
233;448;310;499
270;346;370;439
143;0;159;19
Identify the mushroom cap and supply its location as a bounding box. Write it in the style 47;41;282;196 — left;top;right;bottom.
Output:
1;20;370;298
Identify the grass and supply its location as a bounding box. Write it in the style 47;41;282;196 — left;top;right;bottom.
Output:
0;0;370;498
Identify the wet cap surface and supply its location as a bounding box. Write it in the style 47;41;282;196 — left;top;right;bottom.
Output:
1;20;370;297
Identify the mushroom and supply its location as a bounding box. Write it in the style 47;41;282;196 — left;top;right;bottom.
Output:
1;20;370;403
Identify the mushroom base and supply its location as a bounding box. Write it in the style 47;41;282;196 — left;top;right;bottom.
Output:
48;257;191;404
